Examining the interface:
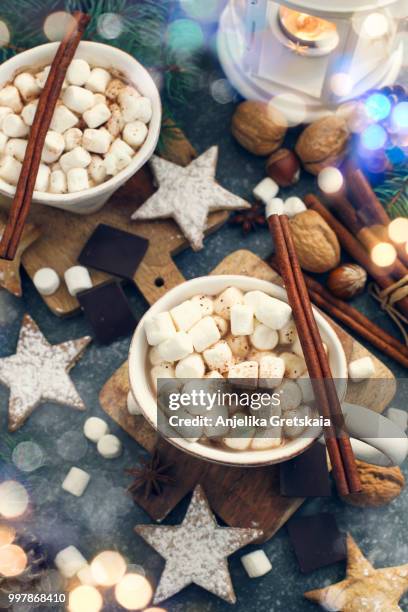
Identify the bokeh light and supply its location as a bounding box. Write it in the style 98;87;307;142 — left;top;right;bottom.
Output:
0;21;10;46
68;585;103;612
0;544;27;577
97;13;124;39
318;167;344;194
391;102;408;131
43;12;77;42
166;19;204;55
0;524;15;547
90;551;126;587
365;93;391;122
12;441;44;472
0;481;29;518
145;609;166;612
330;73;353;97
362;13;389;39
361;124;387;151
180;0;219;23
389;218;408;244
371;242;397;267
210;78;235;104
114;574;153;610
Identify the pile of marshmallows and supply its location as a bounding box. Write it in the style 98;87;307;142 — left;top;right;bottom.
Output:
0;59;152;193
252;176;306;217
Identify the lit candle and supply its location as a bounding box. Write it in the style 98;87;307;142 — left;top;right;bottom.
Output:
0;524;16;547
279;8;337;48
389;218;408;244
0;481;29;518
90;551;126;587
68;585;103;612
371;242;397;267
114;574;153;610
0;544;27;577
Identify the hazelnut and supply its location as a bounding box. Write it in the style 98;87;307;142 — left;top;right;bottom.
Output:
289;210;340;273
231;101;287;156
327;264;367;300
341;460;404;507
295;116;350;176
266;149;300;187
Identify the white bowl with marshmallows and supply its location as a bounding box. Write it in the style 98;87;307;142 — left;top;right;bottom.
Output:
0;41;161;214
129;276;348;467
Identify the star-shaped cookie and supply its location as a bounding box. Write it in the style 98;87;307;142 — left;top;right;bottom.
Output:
305;534;408;611
0;314;91;431
135;484;262;604
131;146;250;250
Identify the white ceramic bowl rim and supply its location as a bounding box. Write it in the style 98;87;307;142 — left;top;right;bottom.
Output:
129;275;348;467
0;41;161;203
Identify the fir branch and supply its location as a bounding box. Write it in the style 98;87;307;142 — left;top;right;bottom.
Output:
374;164;408;219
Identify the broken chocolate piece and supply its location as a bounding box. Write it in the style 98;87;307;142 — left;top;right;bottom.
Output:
287;513;347;573
280;442;331;497
78;281;137;344
78;224;148;280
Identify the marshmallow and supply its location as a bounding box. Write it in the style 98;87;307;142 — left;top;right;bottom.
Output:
63;85;95;114
243;290;267;310
103;152;119;176
222;428;254;451
88;155;107;184
106;78;126;100
50;105;78;133
64;265;92;296
281;352;307;379
259;355;285;388
33;267;60;296
83;416;109;443
203;404;230;438
226;334;250;360
228;360;258;387
191;294;214;317
241;550;272;578
297;372;315;403
247;349;274;364
64;127;83;150
148;345;167;366
106;103;125;138
127;390;141;415
77;565;97;586
60;146;91;172
82;128;111;154
266;197;284;218
34;164;50;192
213;314;228;337
255;294;292;330
93;93;107;105
122;121;148;149
42;131;65;163
35;66;51;89
175;353;205;378
214;287;244;320
110;138;134;159
50;170;67;194
0;155;21;185
253;177;279;204
231;304;254;336
14;72;41;101
250;322;278;351
276;379;302;411
67;167;89;193
387;408;408;431
66;59;91;86
86;68;111;93
203;340;233;373
188;316;221;352
83;103;111;128
97;434;122;459
61;467;90;497
283;405;311;438
118;86;141;122
205;370;224;379
130;96;153;124
5;138;27;162
0;132;8;154
348;356;375;382
292;336;304;358
157;331;194;362
145;311;176;346
55;546;87;578
170;299;202;332
251;428;282;450
0;86;22;113
2;114;29;138
151;364;175;390
0;106;12;124
279;320;298;345
284;197;306;218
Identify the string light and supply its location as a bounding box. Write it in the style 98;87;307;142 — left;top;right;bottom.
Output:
365;93;392;122
0;481;29;518
68;585;103;612
318;167;344;194
114;574;153;610
392;102;408;131
371;242;397;267
0;544;27;577
43;12;77;42
361;13;389;39
90;551;126;587
166;19;204;55
388;218;408;244
0;524;16;547
361;124;388;151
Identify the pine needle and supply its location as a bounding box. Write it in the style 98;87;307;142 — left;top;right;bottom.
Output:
374;164;408;219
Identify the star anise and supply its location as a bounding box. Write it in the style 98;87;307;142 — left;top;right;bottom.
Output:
229;202;266;234
285;40;309;56
125;450;175;500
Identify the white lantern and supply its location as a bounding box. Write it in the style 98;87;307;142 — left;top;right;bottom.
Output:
218;0;406;122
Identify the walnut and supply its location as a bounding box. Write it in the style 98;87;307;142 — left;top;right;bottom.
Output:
231;101;287;156
295;116;350;175
342;460;405;507
289;210;340;273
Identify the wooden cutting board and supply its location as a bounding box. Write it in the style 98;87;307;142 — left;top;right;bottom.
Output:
99;249;396;542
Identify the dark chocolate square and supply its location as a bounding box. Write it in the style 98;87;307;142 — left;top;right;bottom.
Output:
78;224;149;280
287;513;347;573
280;443;331;497
78;281;137;344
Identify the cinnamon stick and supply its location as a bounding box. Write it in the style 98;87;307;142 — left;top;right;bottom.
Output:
0;12;90;260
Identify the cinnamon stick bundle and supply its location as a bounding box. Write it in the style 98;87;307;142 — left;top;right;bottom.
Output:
0;12;90;261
